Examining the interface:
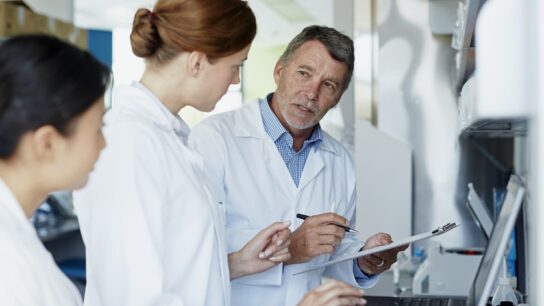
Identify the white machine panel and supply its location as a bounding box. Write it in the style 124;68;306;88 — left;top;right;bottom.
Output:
355;119;412;244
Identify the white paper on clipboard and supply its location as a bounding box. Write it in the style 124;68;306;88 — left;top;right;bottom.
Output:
293;222;460;275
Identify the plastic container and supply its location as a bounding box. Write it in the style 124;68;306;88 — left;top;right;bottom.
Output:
393;248;425;293
491;277;518;306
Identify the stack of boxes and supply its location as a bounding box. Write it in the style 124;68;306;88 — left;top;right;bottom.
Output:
0;0;87;49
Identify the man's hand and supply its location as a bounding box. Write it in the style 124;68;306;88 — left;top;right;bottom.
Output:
286;213;348;265
357;232;408;275
297;279;366;306
229;221;291;280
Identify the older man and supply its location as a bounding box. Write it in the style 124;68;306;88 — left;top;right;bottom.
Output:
189;25;406;306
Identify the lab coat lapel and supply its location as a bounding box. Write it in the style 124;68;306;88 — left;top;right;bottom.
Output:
235;101;298;194
232;101;266;138
298;133;338;192
263;137;299;194
297;148;325;192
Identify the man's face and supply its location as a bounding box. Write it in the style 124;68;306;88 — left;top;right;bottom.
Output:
271;40;348;134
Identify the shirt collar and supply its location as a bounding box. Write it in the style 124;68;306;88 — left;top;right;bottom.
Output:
260;93;288;142
260;93;323;150
131;81;191;139
0;178;36;235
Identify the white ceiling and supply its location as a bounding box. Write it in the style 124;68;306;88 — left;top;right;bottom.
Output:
74;0;334;46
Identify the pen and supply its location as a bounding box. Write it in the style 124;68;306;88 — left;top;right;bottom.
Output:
296;213;359;233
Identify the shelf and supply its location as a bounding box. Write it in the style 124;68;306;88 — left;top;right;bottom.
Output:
452;0;487;90
455;48;475;91
452;0;486;50
461;118;527;138
36;217;80;242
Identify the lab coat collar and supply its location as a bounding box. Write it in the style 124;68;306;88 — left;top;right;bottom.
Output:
233;98;338;155
0;178;36;235
115;81;192;140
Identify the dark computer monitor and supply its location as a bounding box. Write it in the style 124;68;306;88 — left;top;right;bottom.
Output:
467;175;525;306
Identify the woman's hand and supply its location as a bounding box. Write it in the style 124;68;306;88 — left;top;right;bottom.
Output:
298;280;367;306
229;221;291;279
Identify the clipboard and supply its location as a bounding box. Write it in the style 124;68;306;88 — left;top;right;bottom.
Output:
293;222;459;275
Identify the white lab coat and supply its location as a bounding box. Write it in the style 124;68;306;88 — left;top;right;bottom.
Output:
189;99;378;306
73;82;230;306
0;179;82;306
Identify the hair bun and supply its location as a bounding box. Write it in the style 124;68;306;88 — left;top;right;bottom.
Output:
130;8;162;58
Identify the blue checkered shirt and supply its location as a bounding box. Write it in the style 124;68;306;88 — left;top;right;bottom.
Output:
259;95;322;187
259;94;374;284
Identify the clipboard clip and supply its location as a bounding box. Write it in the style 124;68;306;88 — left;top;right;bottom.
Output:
432;222;458;235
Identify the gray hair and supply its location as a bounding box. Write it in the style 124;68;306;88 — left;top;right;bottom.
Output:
278;25;354;91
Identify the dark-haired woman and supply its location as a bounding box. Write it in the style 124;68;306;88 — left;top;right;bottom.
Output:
0;35;110;305
73;0;291;305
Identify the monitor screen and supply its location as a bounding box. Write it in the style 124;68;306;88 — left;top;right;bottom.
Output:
468;175;525;306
